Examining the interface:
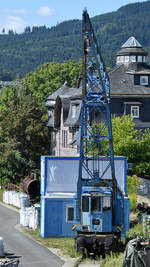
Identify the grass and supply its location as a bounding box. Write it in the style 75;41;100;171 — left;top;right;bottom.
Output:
24;227;126;267
24;221;143;267
24;228;78;258
0;189;3;202
24;217;146;267
101;253;125;267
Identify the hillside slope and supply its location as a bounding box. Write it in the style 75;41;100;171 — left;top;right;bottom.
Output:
0;1;150;76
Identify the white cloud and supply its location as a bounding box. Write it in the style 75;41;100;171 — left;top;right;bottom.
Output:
3;16;26;33
0;8;27;33
0;6;55;34
37;6;54;16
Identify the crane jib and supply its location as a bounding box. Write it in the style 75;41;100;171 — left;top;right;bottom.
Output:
74;10;130;257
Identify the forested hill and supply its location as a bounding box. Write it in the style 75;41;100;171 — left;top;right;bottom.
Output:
1;0;150;78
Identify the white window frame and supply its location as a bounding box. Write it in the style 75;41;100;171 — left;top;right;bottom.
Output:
131;106;139;118
140;75;148;85
66;205;74;223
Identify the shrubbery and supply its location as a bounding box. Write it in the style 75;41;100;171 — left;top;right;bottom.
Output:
127;175;140;211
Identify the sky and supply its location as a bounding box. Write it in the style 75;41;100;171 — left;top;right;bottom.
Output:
0;0;148;33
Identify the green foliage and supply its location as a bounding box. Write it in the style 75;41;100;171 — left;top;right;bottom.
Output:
111;116;150;177
112;115;140;161
134;129;150;176
0;61;81;185
127;175;140;211
127;175;140;195
0;86;49;184
91;115;150;177
0;189;3;202
126;223;143;240
21;61;82;107
128;193;137;211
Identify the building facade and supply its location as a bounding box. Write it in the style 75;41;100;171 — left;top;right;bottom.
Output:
46;37;150;156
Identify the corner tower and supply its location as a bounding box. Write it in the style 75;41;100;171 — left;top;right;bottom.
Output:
116;36;148;65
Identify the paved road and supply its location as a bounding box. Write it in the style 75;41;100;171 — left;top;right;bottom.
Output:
0;204;64;267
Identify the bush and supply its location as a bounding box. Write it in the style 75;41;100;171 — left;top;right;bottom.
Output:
129;193;137;211
126;223;143;240
127;175;141;211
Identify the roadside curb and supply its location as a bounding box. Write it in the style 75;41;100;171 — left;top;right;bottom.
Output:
0;202;79;266
0;202;100;267
0;201;19;212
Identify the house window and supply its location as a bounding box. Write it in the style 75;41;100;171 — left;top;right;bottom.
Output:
66;206;74;222
138;56;143;62
120;56;124;62
130;55;136;62
131;106;139;118
72;105;77;118
117;56;121;63
62;130;68;148
140;76;148;85
125;56;129;62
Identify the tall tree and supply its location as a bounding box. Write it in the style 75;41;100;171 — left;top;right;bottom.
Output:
0;87;49;184
21;61;82;107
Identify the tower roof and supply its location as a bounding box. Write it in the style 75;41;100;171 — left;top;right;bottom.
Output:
116;36;147;57
122;36;142;48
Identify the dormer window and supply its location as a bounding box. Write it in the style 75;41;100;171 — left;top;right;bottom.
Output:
72;105;77;118
48;108;54;117
140;75;148;85
131;106;139;118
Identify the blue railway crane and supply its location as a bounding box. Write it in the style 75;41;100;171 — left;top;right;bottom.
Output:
74;9;130;257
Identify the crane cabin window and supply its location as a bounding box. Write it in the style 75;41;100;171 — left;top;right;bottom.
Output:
91;196;101;212
82;196;89;212
103;196;111;211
